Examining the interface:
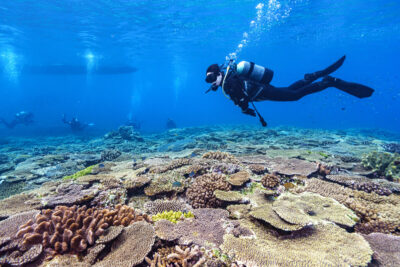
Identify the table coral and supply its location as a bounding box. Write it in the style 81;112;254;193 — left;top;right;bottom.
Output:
94;221;155;267
272;192;358;227
214;190;244;203
155;208;248;249
186;173;231;208
227;171;250;186
250;203;304;231
221;220;373;267
363;233;400;266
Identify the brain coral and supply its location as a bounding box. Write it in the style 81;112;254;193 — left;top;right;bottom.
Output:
186;173;232;208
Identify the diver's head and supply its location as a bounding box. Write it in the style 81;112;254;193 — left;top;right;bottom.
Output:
205;64;223;88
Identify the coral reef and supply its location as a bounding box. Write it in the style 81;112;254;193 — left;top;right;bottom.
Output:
214;190;244;203
227;171;250;186
249;203;304;231
152;210;194;224
221;221;373;267
202;151;239;164
325;174;393;195
94;221;155;267
296;178;400;235
144;200;190;215
144;172;186;196
272;192;358;227
13;204;149;260
62;165;95;181
145;245;205;267
263;157;318;177
2;244;43;266
382;142;400;153
100;149;121;162
361;151;400;180
150;158;192;174
0;193;41;218
363;233;400;266
248;164;267;175
41;183;98;207
0;210;40;241
186;173;231;208
155;208;247;248
260;173;280;189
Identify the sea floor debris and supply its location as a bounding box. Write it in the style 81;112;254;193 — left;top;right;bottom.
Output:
0;125;400;266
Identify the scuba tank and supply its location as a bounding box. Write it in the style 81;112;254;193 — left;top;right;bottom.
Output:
236;61;274;85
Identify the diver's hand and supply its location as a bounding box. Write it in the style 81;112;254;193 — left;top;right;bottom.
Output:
242;108;256;117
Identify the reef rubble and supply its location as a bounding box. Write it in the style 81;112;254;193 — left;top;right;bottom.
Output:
0;125;399;266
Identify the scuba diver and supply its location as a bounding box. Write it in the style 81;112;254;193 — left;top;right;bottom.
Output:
62;114;93;132
205;55;374;127
0;111;34;129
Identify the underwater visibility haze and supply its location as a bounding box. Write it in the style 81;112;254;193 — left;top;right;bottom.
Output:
0;0;400;266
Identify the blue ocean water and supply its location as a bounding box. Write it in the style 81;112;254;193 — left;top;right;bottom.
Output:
0;0;399;135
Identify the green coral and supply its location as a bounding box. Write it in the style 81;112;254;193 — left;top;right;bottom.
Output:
62;165;95;181
318;152;329;158
152;210;194;224
362;151;400;180
241;182;264;195
385;156;400;181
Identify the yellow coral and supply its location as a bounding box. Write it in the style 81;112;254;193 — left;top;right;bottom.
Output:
152;210;194;224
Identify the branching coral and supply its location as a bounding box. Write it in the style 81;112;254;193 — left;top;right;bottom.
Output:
14;204;150;259
186;173;231;208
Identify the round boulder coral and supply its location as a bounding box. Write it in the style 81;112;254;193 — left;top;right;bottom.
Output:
186;173;231;208
261;174;280;189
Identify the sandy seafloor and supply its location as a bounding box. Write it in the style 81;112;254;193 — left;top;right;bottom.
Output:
0;125;399;266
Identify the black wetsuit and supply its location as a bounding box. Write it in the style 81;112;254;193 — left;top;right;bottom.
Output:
223;71;374;114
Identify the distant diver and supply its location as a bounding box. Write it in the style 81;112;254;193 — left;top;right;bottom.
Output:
205;55;374;126
62;114;93;132
0;111;34;129
166;118;177;129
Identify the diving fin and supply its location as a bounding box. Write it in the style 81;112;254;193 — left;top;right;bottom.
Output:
324;76;374;98
305;55;346;81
